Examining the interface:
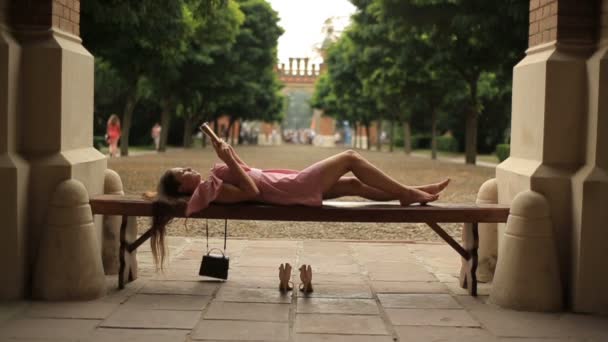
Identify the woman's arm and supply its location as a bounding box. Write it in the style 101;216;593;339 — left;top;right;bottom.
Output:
228;145;249;167
213;140;259;197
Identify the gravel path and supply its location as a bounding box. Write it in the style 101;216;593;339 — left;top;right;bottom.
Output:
109;145;495;242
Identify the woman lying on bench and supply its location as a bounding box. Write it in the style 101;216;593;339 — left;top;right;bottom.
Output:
150;139;449;266
160;140;449;213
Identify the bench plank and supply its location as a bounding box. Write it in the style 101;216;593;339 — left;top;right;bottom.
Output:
90;195;509;223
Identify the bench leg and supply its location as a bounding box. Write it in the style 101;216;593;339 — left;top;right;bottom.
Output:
118;215;138;289
459;222;479;296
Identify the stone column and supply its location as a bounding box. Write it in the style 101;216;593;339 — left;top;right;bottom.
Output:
288;58;294;75
0;0;106;299
0;0;30;299
496;0;601;312
296;58;301;76
570;0;608;314
303;58;309;76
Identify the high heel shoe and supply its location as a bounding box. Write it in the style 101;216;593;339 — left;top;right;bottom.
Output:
299;264;313;293
278;263;293;292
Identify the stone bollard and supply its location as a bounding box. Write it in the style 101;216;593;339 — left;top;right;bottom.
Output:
33;179;106;300
102;169;138;276
490;190;562;311
476;178;498;282
102;169;124;275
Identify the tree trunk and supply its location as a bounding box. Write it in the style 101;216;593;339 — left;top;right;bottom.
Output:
236;121;242;145
158;98;172;152
227;118;236;145
213;117;219;136
403;120;411;154
354;122;359;148
365;123;371;150
183;116;194;148
431;107;438;160
119;89;138;157
376;119;382;152
389;119;395;152
465;77;479;164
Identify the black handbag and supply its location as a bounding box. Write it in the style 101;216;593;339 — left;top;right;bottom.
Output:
199;219;230;280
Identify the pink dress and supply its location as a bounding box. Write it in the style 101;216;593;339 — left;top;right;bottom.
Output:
186;162;323;216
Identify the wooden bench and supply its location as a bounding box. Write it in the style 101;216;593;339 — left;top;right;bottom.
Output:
90;194;510;296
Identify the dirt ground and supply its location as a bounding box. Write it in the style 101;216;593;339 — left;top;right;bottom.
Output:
108;145;495;242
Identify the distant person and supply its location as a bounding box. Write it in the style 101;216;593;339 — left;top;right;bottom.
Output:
106;114;121;157
151;123;162;151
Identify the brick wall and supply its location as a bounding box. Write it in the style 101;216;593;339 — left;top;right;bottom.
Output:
529;0;598;47
52;0;80;36
10;0;80;36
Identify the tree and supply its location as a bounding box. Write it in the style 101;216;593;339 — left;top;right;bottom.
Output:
82;0;225;155
377;0;527;163
217;0;285;139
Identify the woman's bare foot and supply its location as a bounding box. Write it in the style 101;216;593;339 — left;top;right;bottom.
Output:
399;187;439;206
414;178;450;195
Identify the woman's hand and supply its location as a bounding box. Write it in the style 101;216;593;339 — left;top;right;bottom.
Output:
212;139;233;164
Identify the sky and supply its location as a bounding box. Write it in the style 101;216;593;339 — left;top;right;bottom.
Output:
266;0;356;65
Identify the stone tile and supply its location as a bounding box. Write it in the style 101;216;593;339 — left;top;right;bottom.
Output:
294;334;395;342
192;320;289;341
235;257;296;267
231;265;281;277
298;283;373;299
297;297;379;315
394;326;496;342
496;338;590;342
101;277;147;304
385;308;481;327
378;294;462;309
0;318;100;341
100;307;201;329
295;314;388;335
456;296;567;338
446;281;492;296
84;328;188;342
372;281;449;294
240;246;298;257
360;261;427;273
298;256;355;265
223;275;278;289
204;302;290;321
123;294;211;311
301;263;361;274
0;302;27;322
152;269;206;282
139;280;218;296
310;272;367;284
22;301;118;319
368;270;437;282
216;286;293;303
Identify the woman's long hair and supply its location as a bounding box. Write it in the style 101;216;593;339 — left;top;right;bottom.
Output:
151;169;187;269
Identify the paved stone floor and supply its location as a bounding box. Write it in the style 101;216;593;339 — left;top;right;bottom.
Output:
1;237;607;341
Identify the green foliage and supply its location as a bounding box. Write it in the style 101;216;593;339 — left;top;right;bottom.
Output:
496;144;510;162
411;134;432;149
436;136;459;152
84;0;283;148
313;0;527;159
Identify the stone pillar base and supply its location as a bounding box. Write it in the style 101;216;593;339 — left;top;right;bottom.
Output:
476;179;498;283
490;190;562;312
33;180;106;300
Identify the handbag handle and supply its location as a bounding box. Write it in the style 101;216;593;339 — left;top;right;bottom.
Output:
206;248;226;257
206;219;228;253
